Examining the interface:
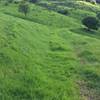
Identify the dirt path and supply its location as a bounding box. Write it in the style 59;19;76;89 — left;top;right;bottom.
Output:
73;46;94;100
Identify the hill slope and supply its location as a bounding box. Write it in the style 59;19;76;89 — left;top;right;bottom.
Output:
0;2;100;100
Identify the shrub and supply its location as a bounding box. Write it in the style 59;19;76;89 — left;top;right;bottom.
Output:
29;0;38;3
4;0;13;6
57;9;68;15
82;16;99;30
18;1;30;16
14;0;21;4
8;0;13;3
4;1;9;6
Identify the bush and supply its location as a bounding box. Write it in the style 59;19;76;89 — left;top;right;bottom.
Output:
4;0;13;6
29;0;38;3
8;0;13;3
4;1;9;6
14;0;21;4
82;16;99;30
57;9;68;15
18;1;30;16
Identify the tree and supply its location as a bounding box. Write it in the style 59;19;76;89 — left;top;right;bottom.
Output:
82;17;99;30
18;1;30;16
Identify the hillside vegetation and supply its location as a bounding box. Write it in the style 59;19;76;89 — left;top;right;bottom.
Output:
0;0;100;100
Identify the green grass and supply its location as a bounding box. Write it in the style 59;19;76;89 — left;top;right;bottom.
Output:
0;1;100;100
0;4;80;28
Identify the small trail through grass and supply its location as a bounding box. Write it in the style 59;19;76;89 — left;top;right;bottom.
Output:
73;45;93;100
72;41;100;100
56;28;100;100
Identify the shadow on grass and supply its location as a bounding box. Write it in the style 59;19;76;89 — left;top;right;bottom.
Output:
70;28;100;39
49;41;66;52
79;50;99;63
0;52;12;64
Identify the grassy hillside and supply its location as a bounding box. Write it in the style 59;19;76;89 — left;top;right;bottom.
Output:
0;1;100;100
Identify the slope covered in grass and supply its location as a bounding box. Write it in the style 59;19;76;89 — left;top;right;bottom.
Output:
0;12;81;100
0;1;100;100
0;4;80;28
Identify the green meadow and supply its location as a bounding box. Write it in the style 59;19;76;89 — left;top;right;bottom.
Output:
0;0;100;100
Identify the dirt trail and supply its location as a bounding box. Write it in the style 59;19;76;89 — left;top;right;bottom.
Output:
73;46;94;100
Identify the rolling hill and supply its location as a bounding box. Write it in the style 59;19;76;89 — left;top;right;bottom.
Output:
0;1;100;100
